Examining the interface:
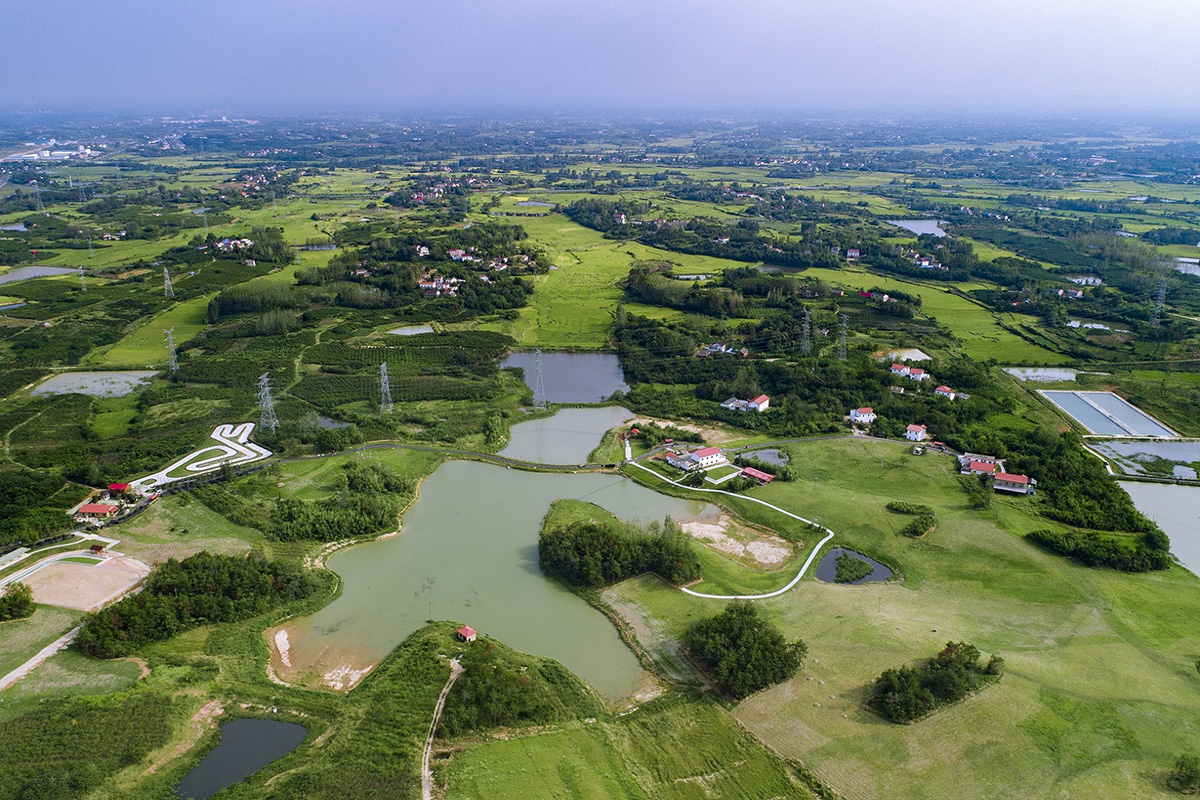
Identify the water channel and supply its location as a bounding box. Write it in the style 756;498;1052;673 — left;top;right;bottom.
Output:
283;408;717;700
175;718;307;800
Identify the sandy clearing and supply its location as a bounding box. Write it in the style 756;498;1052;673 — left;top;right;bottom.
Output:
322;664;373;691
274;630;292;668
24;558;149;611
679;515;792;567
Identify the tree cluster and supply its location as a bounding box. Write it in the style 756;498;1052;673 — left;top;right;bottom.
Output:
1025;528;1171;572
538;518;701;588
0;582;34;621
76;552;318;658
868;641;1002;723
683;600;807;699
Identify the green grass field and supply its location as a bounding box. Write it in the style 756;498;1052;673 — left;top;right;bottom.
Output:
90;292;212;367
444;698;806;800
0;606;81;676
610;438;1200;799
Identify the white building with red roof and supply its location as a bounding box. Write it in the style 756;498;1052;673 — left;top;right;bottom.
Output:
849;407;876;424
890;363;910;376
994;472;1037;495
748;394;770;412
905;424;927;442
935;385;956;400
907;368;930;381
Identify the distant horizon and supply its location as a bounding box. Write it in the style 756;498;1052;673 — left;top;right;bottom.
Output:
4;0;1199;120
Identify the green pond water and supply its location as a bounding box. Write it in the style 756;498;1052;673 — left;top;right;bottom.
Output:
286;413;716;700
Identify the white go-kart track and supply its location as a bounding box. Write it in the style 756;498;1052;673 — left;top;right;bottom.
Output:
130;422;273;492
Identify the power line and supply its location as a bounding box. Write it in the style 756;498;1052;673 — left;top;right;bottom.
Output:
1152;278;1168;327
801;307;811;355
533;348;548;409
838;313;848;361
163;267;175;299
257;372;279;433
380;362;393;413
78;266;86;293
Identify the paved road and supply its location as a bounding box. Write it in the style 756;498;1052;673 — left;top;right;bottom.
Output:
422;657;463;800
626;461;836;600
0;625;81;692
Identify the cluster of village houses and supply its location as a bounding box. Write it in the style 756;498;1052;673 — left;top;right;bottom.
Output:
696;342;750;358
900;247;947;271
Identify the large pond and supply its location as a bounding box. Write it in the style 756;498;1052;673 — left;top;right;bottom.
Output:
1006;367;1083;382
282;460;718;700
1042;390;1176;437
499;406;632;464
387;324;434;336
32;370;158;397
1121;482;1200;576
815;547;893;584
0;266;76;285
175;718;307;800
500;351;629;404
886;219;947;237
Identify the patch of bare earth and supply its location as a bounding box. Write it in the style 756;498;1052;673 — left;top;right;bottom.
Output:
679;514;794;569
25;558;149;611
145;699;224;776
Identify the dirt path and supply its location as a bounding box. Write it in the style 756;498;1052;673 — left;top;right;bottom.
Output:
422;658;462;800
0;624;81;691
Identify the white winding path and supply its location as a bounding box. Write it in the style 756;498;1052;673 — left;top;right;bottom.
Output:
130;423;272;491
626;461;836;600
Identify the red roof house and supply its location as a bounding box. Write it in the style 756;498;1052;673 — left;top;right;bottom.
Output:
741;466;776;484
78;503;119;517
456;625;477;642
108;483;131;492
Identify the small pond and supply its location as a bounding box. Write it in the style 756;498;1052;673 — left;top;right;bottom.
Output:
0;266;76;285
1005;367;1084;382
884;348;931;362
387;324;435;336
32;371;158;397
175;718;307;800
316;416;350;430
815;547;893;584
1068;318;1127;332
516;200;555;207
0;222;28;232
1121;482;1200;576
739;448;790;466
499;406;633;464
0;301;27;311
886;219;947;237
501;351;629;404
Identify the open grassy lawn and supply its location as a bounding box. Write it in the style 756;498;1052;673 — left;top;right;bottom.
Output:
444;698;807;800
614;438;1200;799
799;267;1071;364
0;650;142;721
90;292;212;367
0;606;82;676
112;494;264;565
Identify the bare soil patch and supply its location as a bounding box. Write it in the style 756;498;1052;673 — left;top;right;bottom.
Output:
25;558;149;611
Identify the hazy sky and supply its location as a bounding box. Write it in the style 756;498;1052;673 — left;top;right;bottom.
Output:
5;0;1199;115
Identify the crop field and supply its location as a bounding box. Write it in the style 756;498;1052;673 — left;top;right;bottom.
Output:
444;698;806;800
91;292;213;367
613;438;1200;800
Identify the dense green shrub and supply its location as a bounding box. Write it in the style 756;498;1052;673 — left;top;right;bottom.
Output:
77;552;318;658
885;501;932;515
1026;528;1171;572
868;641;1001;723
539;518;700;588
0;582;34;622
900;512;937;538
1170;754;1200;794
683;600;807;699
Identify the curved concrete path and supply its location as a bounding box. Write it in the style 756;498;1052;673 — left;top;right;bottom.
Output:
626;461;835;600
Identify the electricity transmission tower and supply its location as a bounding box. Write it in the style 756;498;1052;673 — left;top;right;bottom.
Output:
800;307;811;355
163;267;175;299
78;266;87;293
165;328;179;375
380;362;393;413
1152;278;1168;326
87;235;94;259
533;349;548;409
838;313;848;361
202;211;209;236
257;372;279;433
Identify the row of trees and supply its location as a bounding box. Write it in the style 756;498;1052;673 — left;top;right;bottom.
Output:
1026;528;1172;572
538;518;701;588
77;552;319;658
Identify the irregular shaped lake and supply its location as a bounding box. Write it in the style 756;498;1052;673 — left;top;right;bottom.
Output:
1121;482;1200;576
0;266;76;285
280;460;718;700
886;219;947;237
387;324;435;336
501;351;629;403
32;370;157;397
499;406;632;464
175;718;307;800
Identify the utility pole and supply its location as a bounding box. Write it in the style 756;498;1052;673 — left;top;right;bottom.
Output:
163;267;175;299
380;362;393;413
838;313;848;361
533;349;548;410
87;235;94;259
78;266;86;293
801;307;811;355
258;372;279;433
1152;278;1168;327
165;328;179;375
